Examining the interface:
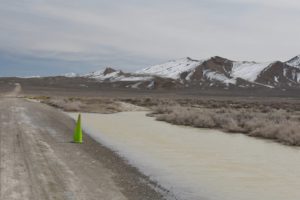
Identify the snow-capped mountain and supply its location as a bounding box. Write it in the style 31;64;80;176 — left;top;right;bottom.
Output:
61;55;300;90
84;67;153;82
133;56;300;89
84;67;121;80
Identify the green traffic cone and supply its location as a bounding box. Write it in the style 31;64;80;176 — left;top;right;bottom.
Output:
73;113;83;143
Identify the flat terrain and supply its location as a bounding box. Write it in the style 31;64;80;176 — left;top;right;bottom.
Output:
0;86;165;200
1;76;300;98
0;77;299;199
5;77;298;146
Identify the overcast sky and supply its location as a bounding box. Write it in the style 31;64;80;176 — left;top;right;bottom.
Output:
1;0;300;76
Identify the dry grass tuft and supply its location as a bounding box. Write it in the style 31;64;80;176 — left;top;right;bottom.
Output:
45;98;84;111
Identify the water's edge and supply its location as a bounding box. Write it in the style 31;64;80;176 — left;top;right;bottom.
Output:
68;111;300;200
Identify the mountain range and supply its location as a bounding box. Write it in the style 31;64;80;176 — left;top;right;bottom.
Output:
65;55;300;90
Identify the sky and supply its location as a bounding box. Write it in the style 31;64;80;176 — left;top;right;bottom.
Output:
0;0;300;76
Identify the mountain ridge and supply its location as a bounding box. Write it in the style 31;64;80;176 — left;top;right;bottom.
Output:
62;55;300;90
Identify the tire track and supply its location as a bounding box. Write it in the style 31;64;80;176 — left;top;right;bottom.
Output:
0;95;166;200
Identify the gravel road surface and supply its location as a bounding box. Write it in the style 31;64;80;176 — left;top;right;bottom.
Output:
0;85;166;200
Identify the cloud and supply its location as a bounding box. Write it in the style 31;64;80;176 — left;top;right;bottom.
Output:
0;0;300;76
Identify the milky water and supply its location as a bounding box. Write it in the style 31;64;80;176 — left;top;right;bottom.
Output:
68;112;300;200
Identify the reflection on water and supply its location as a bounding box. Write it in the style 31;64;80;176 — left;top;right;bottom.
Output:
68;112;300;200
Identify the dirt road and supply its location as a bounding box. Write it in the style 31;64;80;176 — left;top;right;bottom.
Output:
0;86;165;200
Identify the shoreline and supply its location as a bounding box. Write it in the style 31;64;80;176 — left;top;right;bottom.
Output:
66;112;171;200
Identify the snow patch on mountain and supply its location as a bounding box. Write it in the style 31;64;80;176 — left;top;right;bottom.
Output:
116;76;152;82
85;70;119;80
231;61;273;82
64;72;79;77
20;75;41;78
85;68;152;82
136;57;204;79
84;69;108;79
203;70;236;85
286;55;300;69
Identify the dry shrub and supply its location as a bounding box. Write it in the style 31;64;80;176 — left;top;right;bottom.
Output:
151;105;300;146
250;121;300;145
151;104;177;115
62;101;83;111
192;114;216;128
45;98;83;111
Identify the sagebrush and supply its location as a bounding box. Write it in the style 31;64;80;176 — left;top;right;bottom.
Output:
151;105;300;146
